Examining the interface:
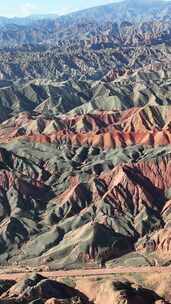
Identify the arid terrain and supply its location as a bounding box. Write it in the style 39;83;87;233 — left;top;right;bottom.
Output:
0;0;171;302
0;269;171;303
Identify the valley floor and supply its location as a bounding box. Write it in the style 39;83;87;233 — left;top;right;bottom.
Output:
1;266;171;280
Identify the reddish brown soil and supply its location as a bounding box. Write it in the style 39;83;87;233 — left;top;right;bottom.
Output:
1;267;171;281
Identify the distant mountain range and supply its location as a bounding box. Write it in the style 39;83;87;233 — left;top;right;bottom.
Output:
62;0;171;23
0;0;171;26
0;14;58;26
0;0;171;48
0;0;171;27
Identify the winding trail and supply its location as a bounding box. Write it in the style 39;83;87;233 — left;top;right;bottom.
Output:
0;267;171;281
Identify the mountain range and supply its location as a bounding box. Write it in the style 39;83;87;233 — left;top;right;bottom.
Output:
0;1;171;303
0;0;171;48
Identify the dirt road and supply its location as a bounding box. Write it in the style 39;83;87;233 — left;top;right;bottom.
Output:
0;266;171;281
